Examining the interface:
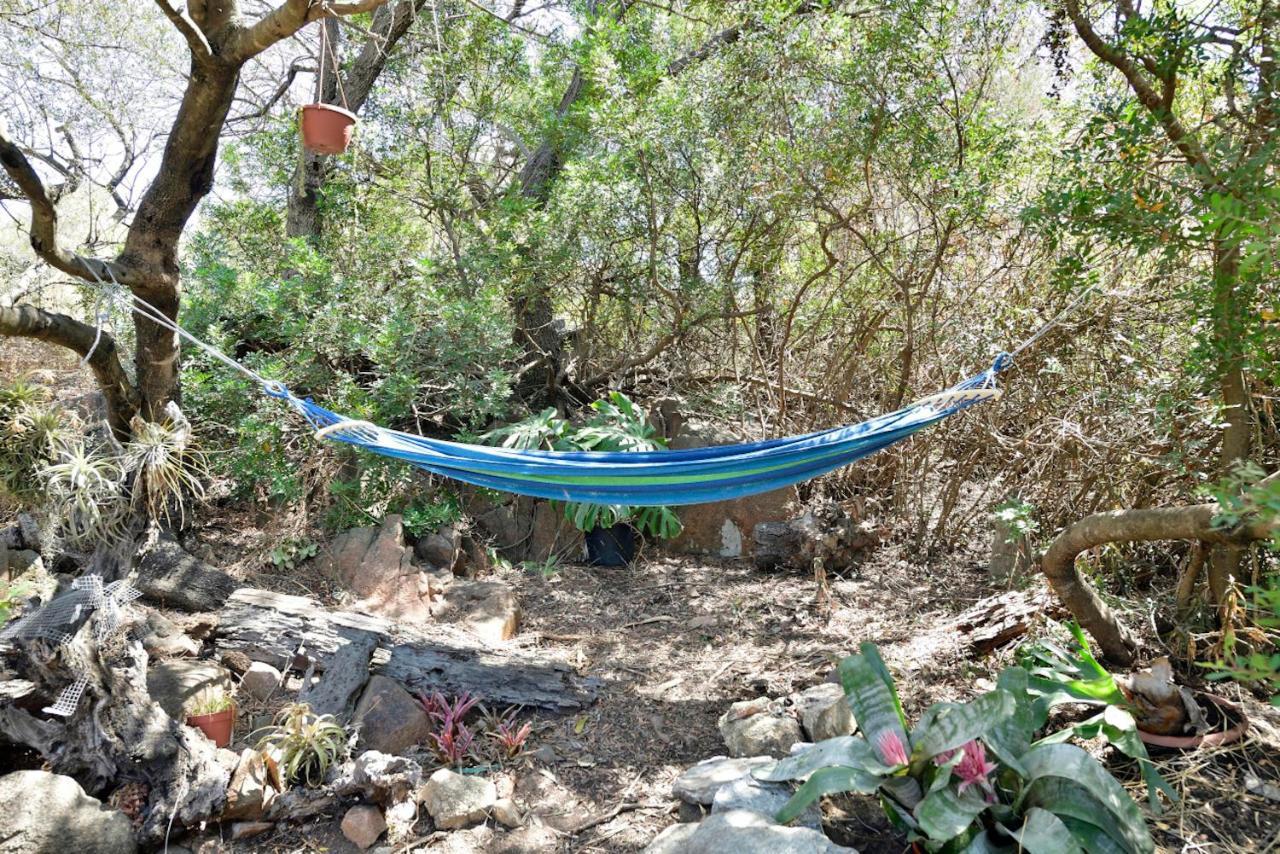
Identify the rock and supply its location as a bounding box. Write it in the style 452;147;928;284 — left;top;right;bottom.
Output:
415;526;461;570
384;797;418;839
792;684;854;742
419;768;497;829
147;659;233;720
673;756;776;805
223;748;276;820
458;534;492;579
491;824;560;853
135;536;239;611
230;820;273;841
711;776;821;830
492;797;522;827
664;427;796;559
352;675;433;755
718;702;804;759
4;548;40;574
525;501;584;563
0;770;138;854
140;609;200;658
643;809;855;853
341;804;387;850
317;515;449;623
437;580;521;643
239;661;283;702
219;649;253;675
336;751;423;805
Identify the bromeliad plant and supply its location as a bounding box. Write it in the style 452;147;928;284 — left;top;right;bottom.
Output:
481;392;682;540
759;643;1158;853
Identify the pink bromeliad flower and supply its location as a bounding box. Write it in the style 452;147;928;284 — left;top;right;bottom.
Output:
937;740;999;799
874;730;909;766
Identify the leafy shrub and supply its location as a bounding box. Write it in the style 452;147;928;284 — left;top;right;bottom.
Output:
0;580;31;629
255;702;349;787
269;537;318;571
1205;581;1280;705
765;643;1158;852
482;392;683;540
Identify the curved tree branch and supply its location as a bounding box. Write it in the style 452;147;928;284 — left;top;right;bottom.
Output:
0;133;130;287
1041;471;1280;663
230;0;392;64
0;304;139;438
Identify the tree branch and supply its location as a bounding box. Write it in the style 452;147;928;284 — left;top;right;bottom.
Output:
230;0;392;64
153;0;213;59
0;132;130;286
0;304;139;438
1062;0;1219;185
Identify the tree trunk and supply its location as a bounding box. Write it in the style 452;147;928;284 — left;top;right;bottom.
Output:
1208;238;1250;606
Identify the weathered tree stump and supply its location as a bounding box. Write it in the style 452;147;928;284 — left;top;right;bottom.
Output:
0;600;228;844
753;501;878;572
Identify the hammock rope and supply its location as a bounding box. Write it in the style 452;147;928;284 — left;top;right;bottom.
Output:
71;264;1096;506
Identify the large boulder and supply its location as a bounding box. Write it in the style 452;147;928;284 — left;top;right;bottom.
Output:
643;809;854;853
352;675;433;755
718;700;804;759
436;580;521;643
146;659;233;720
711;776;821;830
419;768;497;829
317;515;449;623
673;756;775;806
0;770;138;854
666;424;796;559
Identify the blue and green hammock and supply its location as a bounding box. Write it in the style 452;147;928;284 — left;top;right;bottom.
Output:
263;353;1010;507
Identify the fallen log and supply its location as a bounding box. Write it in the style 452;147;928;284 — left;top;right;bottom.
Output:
135;537;239;611
214;588;600;712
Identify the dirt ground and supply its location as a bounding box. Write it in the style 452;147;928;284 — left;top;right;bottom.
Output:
188;534;1280;854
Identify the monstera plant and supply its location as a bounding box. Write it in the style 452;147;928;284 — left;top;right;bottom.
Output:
758;643;1158;853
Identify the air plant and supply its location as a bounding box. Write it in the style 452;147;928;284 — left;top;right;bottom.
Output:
254;702;349;787
121;411;207;527
41;442;128;546
419;691;480;765
0;379;74;502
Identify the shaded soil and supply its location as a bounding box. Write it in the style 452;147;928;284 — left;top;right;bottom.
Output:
178;535;1280;853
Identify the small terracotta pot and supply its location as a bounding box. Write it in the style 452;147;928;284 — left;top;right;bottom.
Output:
300;104;357;155
186;706;235;748
1138;693;1247;750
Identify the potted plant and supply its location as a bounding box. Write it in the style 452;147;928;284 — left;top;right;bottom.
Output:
185;689;235;748
482;393;683;567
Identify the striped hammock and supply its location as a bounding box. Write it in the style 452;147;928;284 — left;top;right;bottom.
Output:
264;355;1009;507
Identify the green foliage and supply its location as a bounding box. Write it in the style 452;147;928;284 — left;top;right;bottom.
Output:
993;498;1039;544
0;580;31;629
765;643;1160;852
185;689;234;716
254;702;349;788
521;557;561;578
400;492;463;539
1204;581;1280;705
270;537;319;571
1202;461;1280;548
482;392;683;540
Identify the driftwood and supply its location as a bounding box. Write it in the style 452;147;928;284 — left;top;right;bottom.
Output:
135;537;239;611
0;610;228;844
754;502;878;572
951;589;1066;655
215;588;599;711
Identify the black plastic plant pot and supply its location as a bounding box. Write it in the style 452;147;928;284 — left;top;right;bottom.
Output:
585;522;636;566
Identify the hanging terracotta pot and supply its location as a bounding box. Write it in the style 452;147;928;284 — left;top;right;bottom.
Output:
300;104;356;155
186;705;236;748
